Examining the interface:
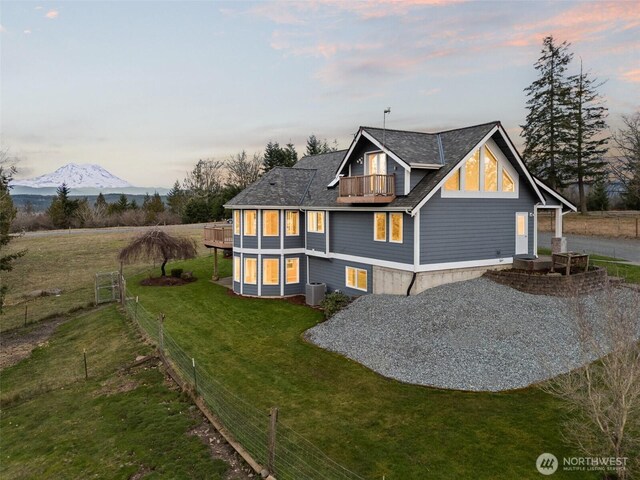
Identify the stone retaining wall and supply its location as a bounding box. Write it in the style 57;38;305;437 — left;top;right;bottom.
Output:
483;267;609;296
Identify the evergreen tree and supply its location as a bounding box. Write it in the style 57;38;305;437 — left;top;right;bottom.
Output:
565;60;609;213
305;135;336;156
586;178;609;211
166;180;187;215
94;192;108;214
263;141;298;172
143;192;165;223
611;112;640;209
47;183;80;228
0;157;26;313
521;36;574;189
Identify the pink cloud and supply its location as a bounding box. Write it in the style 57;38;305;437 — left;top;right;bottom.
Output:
45;9;59;19
620;68;640;83
316;0;465;19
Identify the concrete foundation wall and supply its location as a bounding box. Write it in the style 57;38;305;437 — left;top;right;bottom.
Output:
373;264;511;295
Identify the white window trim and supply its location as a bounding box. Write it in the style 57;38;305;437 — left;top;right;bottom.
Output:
345;266;368;292
262;210;279;237
389;212;403;244
307;211;325;233
243;210;257;236
244;257;257;285
285;210;300;236
441;139;519;199
233;256;241;282
373;212;386;242
364;150;387;176
233;210;241;236
285;257;300;285
262;258;279;286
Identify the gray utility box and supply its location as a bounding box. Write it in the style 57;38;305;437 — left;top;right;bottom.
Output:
305;283;326;306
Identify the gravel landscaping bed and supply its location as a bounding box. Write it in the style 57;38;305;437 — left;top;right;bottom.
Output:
305;278;639;392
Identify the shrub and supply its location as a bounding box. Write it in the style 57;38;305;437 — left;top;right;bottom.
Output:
320;291;351;319
170;268;183;278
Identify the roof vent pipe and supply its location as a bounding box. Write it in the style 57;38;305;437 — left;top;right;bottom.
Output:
383;107;391;148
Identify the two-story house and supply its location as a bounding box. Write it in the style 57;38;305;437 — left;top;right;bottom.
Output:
224;121;576;297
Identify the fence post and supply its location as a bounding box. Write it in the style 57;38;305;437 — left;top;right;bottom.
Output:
83;349;88;380
192;358;198;394
268;406;279;475
24;304;28;327
135;296;139;321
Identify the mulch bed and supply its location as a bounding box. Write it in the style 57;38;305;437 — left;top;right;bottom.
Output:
140;276;197;287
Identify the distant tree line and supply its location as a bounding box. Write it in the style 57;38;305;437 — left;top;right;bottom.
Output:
521;35;640;212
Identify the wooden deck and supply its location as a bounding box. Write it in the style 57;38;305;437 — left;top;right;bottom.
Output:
203;223;233;249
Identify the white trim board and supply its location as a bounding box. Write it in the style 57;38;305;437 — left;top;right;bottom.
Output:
234;247;306;255
534;178;578;211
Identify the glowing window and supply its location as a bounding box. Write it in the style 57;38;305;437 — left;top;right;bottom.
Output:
285;258;299;284
390;213;403;243
517;215;526;236
444;169;460;191
345;266;367;292
285;211;299;236
233;210;241;235
307;211;325;233
244;258;257;284
243;210;256;236
374;213;386;241
233;256;240;282
263;210;279;237
503;170;515;192
465;149;480;191
262;258;279;285
484;147;498;192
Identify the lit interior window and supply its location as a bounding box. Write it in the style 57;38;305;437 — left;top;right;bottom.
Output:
374;213;386;241
465;149;480;191
262;258;279;285
517;215;526;236
244;258;257;284
233;210;241;235
503;169;515;192
233;256;240;282
244;210;256;236
286;258;299;284
345;266;367;292
308;211;325;233
484;147;498;192
286;211;299;236
444;169;460;191
390;213;403;243
263;210;279;237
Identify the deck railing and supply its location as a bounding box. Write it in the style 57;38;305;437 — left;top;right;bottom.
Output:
204;223;233;247
338;174;396;202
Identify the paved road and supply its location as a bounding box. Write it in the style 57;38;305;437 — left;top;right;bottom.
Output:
538;232;640;263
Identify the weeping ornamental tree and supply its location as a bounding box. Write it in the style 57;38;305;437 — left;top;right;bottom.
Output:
118;229;197;277
521;36;574;189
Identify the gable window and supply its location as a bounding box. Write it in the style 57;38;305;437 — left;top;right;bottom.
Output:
390;213;403;243
345;266;367;292
374;213;386;241
307;211;325;233
464;149;480;191
233;210;241;235
286;258;299;284
244;210;256;236
444;169;460;191
366;152;387;175
233;256;240;282
263;258;279;285
484;147;498;192
244;257;257;284
263;210;279;237
286;211;299;236
503;169;515;192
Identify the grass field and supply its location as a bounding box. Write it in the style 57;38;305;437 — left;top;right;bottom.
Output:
126;256;596;479
0;306;229;479
538;211;640;238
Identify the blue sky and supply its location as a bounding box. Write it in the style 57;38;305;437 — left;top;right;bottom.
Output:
1;0;638;187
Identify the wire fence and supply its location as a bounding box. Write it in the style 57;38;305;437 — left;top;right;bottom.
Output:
122;287;366;480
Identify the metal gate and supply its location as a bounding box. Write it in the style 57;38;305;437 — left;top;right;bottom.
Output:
95;271;121;305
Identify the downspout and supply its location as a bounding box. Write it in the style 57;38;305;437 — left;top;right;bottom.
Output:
406;272;417;296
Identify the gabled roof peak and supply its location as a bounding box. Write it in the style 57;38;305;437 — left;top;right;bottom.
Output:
360;120;500;136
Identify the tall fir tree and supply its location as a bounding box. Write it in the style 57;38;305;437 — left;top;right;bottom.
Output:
305;135;336;156
565;60;609;213
166;180;187;215
263;141;298;172
521;36;574;189
47;183;80;228
586;178;609;211
612;112;640;209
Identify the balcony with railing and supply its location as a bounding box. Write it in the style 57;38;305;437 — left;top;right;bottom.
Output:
203;223;234;249
337;174;396;204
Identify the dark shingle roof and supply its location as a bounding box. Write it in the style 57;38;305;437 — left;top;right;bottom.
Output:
225;121;504;210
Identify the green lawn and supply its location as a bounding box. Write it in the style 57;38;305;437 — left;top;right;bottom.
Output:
0;306;229;479
127;256;594;479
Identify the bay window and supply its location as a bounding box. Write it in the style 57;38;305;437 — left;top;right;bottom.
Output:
263;210;279;237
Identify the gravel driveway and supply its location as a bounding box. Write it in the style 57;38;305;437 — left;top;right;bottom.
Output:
305;278;639;392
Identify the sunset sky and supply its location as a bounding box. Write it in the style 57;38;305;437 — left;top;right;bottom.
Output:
1;0;638;188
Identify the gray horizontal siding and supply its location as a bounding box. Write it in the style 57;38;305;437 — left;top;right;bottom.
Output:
284;254;306;296
343;138;406;195
420;185;536;264
410;169;429;190
308;257;371;296
330;211;413;264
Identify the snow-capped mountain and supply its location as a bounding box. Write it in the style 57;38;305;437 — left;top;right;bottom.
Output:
11;163;132;189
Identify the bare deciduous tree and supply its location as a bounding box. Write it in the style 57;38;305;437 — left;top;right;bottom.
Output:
542;286;640;479
183;159;225;197
611;112;640;209
226;150;262;190
118;229;197;277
